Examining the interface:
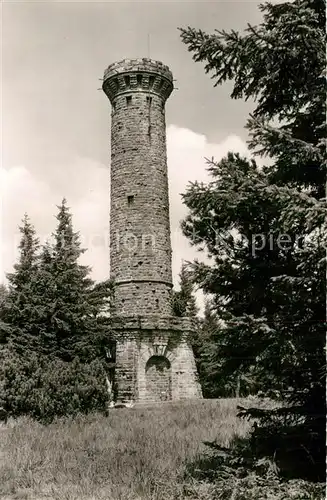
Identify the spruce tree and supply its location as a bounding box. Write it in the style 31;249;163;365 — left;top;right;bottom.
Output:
0;284;8;307
0;284;12;344
172;261;198;317
195;298;227;398
4;214;42;354
40;198;112;362
179;0;325;480
199;299;260;398
1;204;113;419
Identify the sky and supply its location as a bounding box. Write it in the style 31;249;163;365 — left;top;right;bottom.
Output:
1;0;266;305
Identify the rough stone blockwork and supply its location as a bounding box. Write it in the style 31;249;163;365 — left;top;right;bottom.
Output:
103;58;202;402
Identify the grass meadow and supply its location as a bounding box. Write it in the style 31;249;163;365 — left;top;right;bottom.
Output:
0;399;324;500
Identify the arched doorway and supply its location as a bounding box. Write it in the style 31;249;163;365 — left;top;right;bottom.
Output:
145;356;172;401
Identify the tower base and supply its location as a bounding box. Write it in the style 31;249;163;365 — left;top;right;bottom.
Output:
112;315;202;403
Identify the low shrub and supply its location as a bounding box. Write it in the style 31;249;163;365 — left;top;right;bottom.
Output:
0;349;109;423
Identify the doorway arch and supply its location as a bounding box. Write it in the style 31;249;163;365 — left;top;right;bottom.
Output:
145;355;172;401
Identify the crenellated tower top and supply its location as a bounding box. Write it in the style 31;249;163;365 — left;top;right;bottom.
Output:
102;58;174;104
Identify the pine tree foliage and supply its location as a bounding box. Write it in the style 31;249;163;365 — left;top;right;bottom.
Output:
0;284;12;344
3;214;42;354
1;201;114;420
6;214;39;288
180;0;325;196
195;298;227;398
40;199;94;360
37;199;114;362
0;351;109;423
0;284;8;307
179;0;326;481
172;261;198;318
172;262;204;380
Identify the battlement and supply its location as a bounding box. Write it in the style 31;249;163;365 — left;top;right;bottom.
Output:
102;58;174;104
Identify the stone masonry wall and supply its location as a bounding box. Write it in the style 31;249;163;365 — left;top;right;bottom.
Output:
113;282;173;316
137;335;202;401
114;339;138;402
114;328;202;402
112;316;202;402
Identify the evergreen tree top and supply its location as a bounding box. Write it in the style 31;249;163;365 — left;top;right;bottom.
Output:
53;198;87;263
7;214;39;290
179;0;326;197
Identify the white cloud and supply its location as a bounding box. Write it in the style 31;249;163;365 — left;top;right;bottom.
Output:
167;125;249;309
1;125;249;312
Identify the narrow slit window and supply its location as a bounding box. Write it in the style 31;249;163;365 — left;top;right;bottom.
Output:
126;96;132;106
124;75;130;88
146;96;152;106
137;74;143;86
127;195;134;205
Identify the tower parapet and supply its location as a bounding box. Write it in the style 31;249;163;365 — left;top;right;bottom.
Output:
103;58;173;103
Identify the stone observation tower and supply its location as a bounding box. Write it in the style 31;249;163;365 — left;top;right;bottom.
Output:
102;58;202;403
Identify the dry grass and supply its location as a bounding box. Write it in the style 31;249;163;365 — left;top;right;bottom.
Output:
0;398;323;500
0;399;250;500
